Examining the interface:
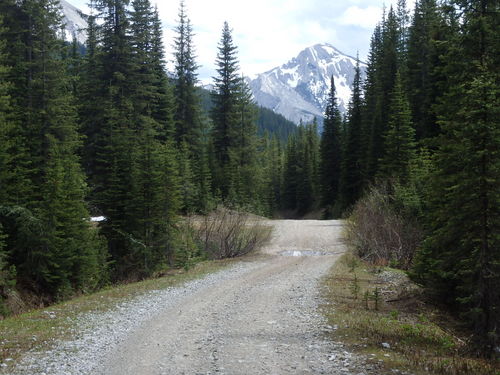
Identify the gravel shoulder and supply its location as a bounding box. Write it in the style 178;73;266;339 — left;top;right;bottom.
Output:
6;220;375;375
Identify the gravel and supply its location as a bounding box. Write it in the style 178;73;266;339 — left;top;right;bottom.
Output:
4;220;383;375
6;262;263;375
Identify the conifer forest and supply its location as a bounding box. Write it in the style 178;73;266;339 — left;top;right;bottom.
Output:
0;0;498;358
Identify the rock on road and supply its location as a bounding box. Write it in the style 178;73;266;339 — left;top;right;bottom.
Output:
9;220;373;375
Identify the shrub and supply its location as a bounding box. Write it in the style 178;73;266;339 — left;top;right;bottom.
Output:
192;207;271;260
345;182;423;269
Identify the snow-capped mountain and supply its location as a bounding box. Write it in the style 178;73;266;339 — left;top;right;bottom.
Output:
60;0;87;44
249;44;366;125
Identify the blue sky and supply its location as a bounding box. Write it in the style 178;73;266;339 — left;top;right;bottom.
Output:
70;0;402;82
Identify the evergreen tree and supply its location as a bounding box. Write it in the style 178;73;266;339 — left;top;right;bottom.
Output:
365;8;400;179
361;24;383;180
378;72;416;182
172;0;200;148
319;76;342;217
229;77;260;208
396;0;410;69
412;0;499;356
150;6;175;139
406;0;444;141
79;5;104;184
261;135;283;215
172;1;210;212
0;15;15;298
0;14;14;206
282;122;320;215
338;59;364;213
211;21;240;199
1;0;107;296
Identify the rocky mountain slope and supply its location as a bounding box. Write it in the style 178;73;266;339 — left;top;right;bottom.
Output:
249;44;366;125
59;2;364;127
60;0;87;44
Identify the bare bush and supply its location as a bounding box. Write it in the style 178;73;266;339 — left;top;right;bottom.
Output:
191;207;271;260
345;184;423;269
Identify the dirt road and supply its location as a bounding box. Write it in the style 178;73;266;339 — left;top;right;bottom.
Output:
10;220;371;375
100;220;348;374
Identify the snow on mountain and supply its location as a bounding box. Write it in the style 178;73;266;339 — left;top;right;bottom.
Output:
249;44;366;125
60;0;88;45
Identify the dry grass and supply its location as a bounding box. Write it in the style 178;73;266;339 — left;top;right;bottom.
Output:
321;253;500;375
188;207;272;260
0;258;235;364
345;183;423;269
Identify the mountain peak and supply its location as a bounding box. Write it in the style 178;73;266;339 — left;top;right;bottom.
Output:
60;0;88;44
249;44;366;126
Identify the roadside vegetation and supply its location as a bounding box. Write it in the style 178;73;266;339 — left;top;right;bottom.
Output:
0;206;271;364
0;254;255;365
322;253;499;375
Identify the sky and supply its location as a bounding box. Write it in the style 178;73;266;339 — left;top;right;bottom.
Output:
71;0;403;83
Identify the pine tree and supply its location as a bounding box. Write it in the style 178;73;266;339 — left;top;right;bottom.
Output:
211;21;240;199
396;0;410;69
1;0;107;296
362;24;383;181
172;0;200;148
172;1;210;212
338;58;364;213
319;76;342;217
282;135;299;212
150;6;175;139
378;72;416;182
0;14;15;298
229;77;260;208
406;0;444;141
365;8;400;179
282;122;320;215
85;0;142;279
412;0;499;356
0;14;14;206
79;5;104;184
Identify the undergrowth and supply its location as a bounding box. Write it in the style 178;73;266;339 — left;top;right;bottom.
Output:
322;253;499;375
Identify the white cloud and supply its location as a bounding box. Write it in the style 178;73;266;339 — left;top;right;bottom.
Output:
337;6;383;29
69;0;405;81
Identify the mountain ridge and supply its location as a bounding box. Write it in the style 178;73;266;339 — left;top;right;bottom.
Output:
59;2;364;127
249;43;367;125
60;0;88;44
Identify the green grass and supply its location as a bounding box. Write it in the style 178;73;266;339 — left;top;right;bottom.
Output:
321;253;500;375
0;258;236;364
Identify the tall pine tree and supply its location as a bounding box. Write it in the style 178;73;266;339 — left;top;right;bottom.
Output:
211;21;240;198
412;0;499;356
319;76;342;217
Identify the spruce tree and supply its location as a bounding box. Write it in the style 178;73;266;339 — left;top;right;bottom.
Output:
406;0;444;141
0;15;14;296
229;77;260;208
282;122;320;215
365;8;400;179
172;1;209;212
338;59;364;213
1;0;107;296
282;135;299;212
211;21;240;199
412;0;499;356
378;72;416;182
79;6;104;184
172;0;200;148
150;6;175;139
361;24;383;181
319;76;342;217
0;14;14;205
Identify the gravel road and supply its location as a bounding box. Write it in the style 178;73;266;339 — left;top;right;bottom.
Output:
8;220;374;375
